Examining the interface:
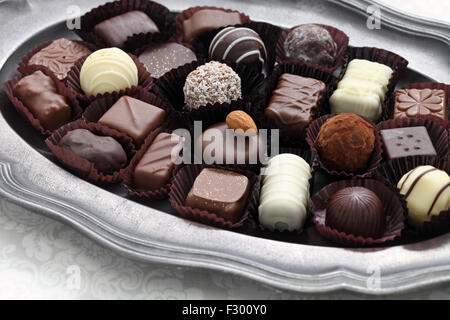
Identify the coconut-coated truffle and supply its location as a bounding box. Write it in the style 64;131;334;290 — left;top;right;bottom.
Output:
183;61;242;110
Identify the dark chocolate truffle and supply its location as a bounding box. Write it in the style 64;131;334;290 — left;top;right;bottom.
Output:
134;132;184;191
284;24;337;68
93;10;159;47
326;187;385;238
59;129;127;173
28;38;91;80
209;27;267;69
13;70;71;131
185;168;250;222
196;122;265;165
138;42;197;78
314;114;375;172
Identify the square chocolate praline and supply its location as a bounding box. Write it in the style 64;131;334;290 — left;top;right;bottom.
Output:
380;126;437;160
265;73;326;139
93;11;159;47
394;88;447;120
98;96;166;146
185;168;250;223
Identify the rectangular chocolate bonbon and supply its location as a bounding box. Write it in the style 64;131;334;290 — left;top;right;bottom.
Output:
394;88;447;120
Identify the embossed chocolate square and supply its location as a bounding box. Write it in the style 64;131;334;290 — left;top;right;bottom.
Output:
394;88;446;120
380;126;437;160
98;96;166;146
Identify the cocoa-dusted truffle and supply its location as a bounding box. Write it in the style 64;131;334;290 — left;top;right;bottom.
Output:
183;61;242;110
283;24;337;68
326;187;385;238
314;114;375;172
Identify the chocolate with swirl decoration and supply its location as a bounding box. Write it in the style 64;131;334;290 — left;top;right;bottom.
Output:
209;27;267;70
28;38;91;80
398;165;450;227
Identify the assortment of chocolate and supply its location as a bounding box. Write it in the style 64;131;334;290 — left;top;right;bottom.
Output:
2;0;449;248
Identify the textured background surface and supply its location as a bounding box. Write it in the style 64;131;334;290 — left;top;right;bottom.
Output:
0;0;449;299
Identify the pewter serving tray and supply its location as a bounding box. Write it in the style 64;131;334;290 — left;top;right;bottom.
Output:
0;0;449;294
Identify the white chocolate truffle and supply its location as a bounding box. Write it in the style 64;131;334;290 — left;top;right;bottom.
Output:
80;48;138;96
397;165;450;227
259;153;311;232
330;59;393;121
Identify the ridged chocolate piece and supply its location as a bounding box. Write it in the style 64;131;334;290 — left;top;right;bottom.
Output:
98;96;166;146
380;126;437;160
13;70;71;131
326;187;385;238
94;11;159;47
265;73;326;138
394;88;446;120
134;132;184;191
59;129;127;173
185;168;250;222
28;38;91;79
314;114;375;172
209;27;267;69
138;42;197;78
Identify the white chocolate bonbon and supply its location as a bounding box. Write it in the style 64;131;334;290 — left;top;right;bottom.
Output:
258;153;311;232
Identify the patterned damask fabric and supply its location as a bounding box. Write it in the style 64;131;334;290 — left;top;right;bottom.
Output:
0;196;449;299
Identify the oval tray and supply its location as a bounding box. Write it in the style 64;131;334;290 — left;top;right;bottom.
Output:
0;0;449;294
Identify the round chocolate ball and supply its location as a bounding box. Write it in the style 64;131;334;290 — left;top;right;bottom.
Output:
183;61;242;110
283;24;337;68
326;187;385;238
314;114;375;172
209;27;267;70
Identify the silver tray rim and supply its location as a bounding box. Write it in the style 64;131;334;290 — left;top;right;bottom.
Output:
0;0;449;295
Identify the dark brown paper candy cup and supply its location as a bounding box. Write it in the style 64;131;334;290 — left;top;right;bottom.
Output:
2;67;83;136
82;87;173;146
310;179;406;247
386;82;449;122
121;127;181;200
65;53;153;103
169;164;259;229
276;24;349;73
152;59;262;123
377;116;449;160
45;120;135;184
17;40;98;80
174;6;251;44
255;63;337;148
305;114;383;178
74;0;173;50
374;155;450;236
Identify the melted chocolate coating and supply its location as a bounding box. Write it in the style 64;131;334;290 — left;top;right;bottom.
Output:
185;168;250;222
284;24;337;67
59;129;127;173
13;70;71;131
94;11;159;47
265;73;326;139
326;187;386;238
